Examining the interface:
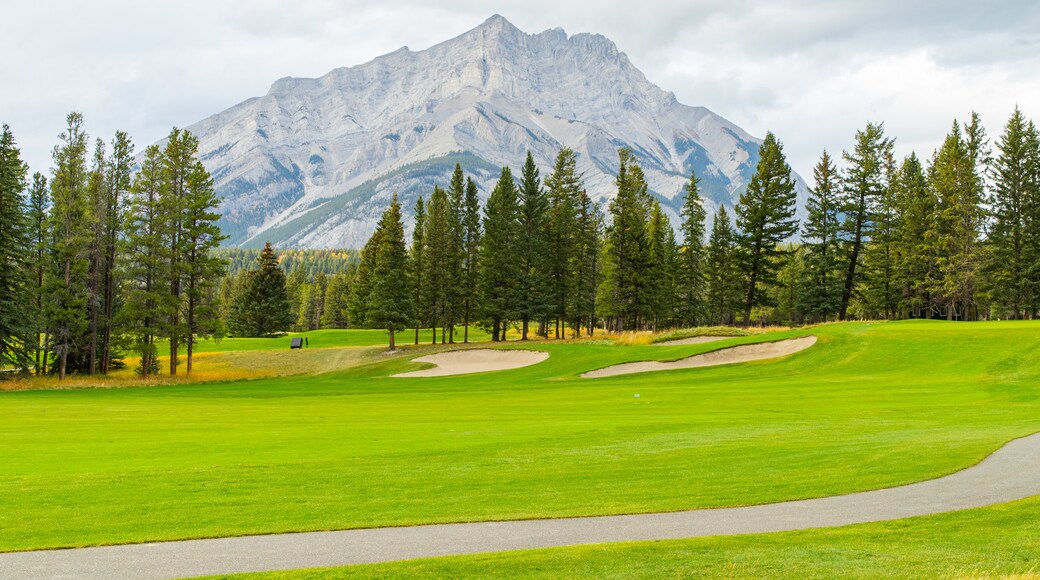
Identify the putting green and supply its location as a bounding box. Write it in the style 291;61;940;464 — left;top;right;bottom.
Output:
1;320;1038;555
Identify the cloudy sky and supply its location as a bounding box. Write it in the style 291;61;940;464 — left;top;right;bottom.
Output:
3;1;1038;178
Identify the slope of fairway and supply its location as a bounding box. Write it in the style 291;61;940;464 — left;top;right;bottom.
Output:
1;321;1039;552
191;327;491;353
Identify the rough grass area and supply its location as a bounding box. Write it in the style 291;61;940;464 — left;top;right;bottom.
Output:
211;496;1040;579
1;321;1039;556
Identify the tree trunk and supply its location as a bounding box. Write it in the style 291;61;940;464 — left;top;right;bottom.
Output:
388;327;396;351
521;318;529;340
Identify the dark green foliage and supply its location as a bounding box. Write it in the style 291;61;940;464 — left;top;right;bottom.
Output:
347;227;381;329
479;167;522;341
410;196;427;344
461;178;482;342
647;200;677;329
320;272;352;329
988;108;1040;318
423;186;452;342
228;242;293;337
706;206;742;325
892;153;936;318
516;152;550;339
735;132;799;325
365;194;414;350
568;189;602;336
677;170;708;326
798;150;844;322
544;148;581;337
46;112;92;379
838;122;893;320
600;149;653;332
0;124;32;371
26;172;48;374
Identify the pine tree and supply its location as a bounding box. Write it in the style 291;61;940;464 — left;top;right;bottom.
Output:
988;108;1038;318
516;151;550;340
461;178;482;342
569;190;602;336
860;150;900;319
444;164;466;342
99;131;133;373
423;186;451;343
838;122;893;320
647;200;675;329
46;112;92;379
544;148;582;337
285;267;306;331
735;132;799;325
602;149;653;332
365;194;413;350
0;124;32;371
798;150;844;322
161;128;191;374
122;144;174;377
320;272;351;329
179;141;227;374
677;170;707;326
229;242;293;337
478;167;521;341
411;195;427;344
928;119;987;320
893;153;936;318
706;206;742;325
26;172;49;374
347;226;382;329
85;138;106;374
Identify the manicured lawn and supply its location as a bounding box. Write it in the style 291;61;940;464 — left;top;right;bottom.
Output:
191;327;492;353
216;496;1040;578
1;321;1038;553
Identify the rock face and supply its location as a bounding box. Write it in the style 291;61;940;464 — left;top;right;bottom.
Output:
186;14;806;248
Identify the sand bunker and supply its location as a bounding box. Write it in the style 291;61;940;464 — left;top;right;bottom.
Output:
582;336;817;378
394;349;549;378
654;336;732;346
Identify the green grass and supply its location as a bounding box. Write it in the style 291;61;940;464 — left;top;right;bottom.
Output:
1;321;1039;558
215;496;1040;578
191;327;491;353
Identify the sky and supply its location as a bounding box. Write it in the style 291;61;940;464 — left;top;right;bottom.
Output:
3;1;1039;179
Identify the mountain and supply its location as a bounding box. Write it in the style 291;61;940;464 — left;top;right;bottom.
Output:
184;14;807;248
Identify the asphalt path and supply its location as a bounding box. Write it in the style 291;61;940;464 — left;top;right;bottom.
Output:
2;432;1039;579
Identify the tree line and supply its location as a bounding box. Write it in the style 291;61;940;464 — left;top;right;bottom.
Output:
0;113;225;378
344;108;1040;348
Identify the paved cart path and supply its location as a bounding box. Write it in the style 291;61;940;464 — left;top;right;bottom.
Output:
3;432;1039;579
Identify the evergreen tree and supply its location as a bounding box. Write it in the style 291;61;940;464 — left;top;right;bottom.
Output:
0;124;32;371
229;242;293;337
461;177;482;342
647;200;676;329
860;150;900;319
365;194;413;350
602;149;653;332
798;150;844;322
85;138;106;374
285;267;307;332
569;190;602;336
444;164;466;342
27;172;49;374
928;119;987;320
988;108;1038;318
423;186;451;343
838;122;893;320
320;272;351;329
677;170;707;326
544;148;581;337
46;112;92;379
478;167;521;341
122;144;174;377
411;195;427;344
179;144;227;374
99;131;133;373
347;226;382;329
893;153;936;318
161;128;191;374
706;206;742;325
516;151;550;339
735;132;799;325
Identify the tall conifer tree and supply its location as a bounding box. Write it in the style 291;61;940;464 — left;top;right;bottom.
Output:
798;150;843;322
366;194;414;350
0;124;32;370
516;152;550;339
478;168;521;341
677;170;707;326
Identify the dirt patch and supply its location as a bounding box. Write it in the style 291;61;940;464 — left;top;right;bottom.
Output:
393;349;549;378
582;336;817;379
654;336;732;346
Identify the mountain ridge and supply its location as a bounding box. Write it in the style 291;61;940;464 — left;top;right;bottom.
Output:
182;14;806;248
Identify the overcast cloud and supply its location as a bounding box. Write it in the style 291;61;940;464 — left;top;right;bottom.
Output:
3;1;1039;178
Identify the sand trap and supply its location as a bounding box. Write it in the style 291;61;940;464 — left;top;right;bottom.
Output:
393;349;549;378
582;336;817;378
654;336;732;346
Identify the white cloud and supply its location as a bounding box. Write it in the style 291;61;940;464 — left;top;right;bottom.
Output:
3;1;1039;179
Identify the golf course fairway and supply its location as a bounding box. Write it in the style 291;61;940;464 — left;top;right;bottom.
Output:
1;320;1038;575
